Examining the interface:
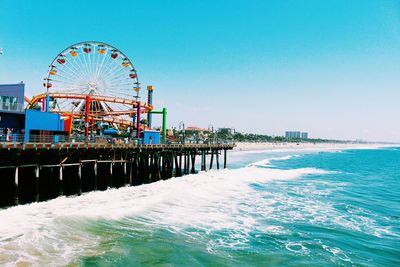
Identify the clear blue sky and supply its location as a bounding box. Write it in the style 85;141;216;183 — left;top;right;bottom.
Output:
0;0;399;142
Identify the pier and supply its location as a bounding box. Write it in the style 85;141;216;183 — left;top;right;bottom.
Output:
0;41;236;209
0;143;234;208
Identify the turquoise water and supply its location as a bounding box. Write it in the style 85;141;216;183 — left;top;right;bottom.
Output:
0;147;399;266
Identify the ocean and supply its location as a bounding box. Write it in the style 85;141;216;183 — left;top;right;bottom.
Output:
0;146;399;266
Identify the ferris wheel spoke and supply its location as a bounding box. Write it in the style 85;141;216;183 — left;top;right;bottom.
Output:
97;55;116;83
103;56;131;79
107;74;132;85
95;48;114;80
49;79;81;86
107;75;132;84
73;54;90;82
59;64;86;83
54;67;85;84
93;45;101;80
106;86;133;94
101;59;126;81
78;47;92;80
105;79;132;91
86;45;95;78
104;85;133;92
50;84;84;93
93;46;104;79
107;81;135;89
60;54;87;81
89;44;96;76
105;84;133;92
51;81;86;88
83;46;93;77
102;67;128;82
70;54;90;80
94;48;109;82
93;44;101;76
65;56;88;82
51;72;77;85
107;84;133;90
52;83;87;89
83;46;94;77
102;67;129;83
51;83;89;92
100;49;122;80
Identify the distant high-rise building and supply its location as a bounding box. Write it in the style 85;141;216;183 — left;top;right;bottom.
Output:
285;131;309;140
285;131;301;139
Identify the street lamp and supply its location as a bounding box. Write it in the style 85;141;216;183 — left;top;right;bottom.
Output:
179;121;185;144
208;124;214;144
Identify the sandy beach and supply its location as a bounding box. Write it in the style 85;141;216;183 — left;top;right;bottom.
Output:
233;142;398;152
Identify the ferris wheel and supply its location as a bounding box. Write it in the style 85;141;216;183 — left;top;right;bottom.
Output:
28;41;152;133
44;41;140;98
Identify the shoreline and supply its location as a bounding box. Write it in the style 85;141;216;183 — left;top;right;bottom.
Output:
233;142;399;152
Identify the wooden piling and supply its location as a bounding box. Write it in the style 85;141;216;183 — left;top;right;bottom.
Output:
59;165;63;196
94;161;98;190
35;166;39;202
14;167;19;205
175;153;181;177
191;151;196;174
201;150;205;171
224;149;227;169
185;152;190;174
216;150;220;170
178;152;183;177
210;149;214;170
78;164;82;195
149;153;154;182
0;143;234;208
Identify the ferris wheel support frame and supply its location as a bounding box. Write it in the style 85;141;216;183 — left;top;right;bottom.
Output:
85;95;91;138
136;101;141;138
27;92;153;136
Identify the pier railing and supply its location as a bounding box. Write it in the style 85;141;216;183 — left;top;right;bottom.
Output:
0;133;235;147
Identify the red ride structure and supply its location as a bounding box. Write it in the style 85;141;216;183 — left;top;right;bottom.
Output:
27;41;153;138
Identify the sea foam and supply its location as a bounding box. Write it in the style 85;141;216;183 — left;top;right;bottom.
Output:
0;156;327;266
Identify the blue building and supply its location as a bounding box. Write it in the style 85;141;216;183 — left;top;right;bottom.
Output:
0;83;25;136
0;82;66;142
24;109;65;142
0;83;25;110
142;130;161;144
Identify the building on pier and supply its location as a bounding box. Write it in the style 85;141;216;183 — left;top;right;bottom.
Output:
0;82;26;133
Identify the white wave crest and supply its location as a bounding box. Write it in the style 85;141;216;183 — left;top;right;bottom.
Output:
0;165;331;266
247;155;293;167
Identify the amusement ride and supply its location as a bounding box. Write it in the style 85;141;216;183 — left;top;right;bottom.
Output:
26;41;154;139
